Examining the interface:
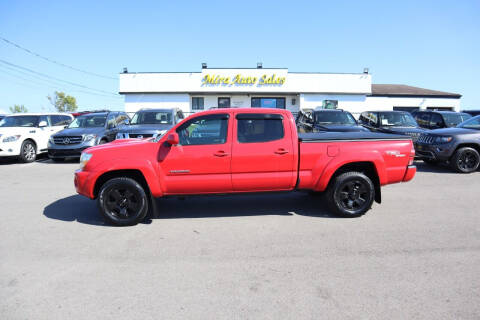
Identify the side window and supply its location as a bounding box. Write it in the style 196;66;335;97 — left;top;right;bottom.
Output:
429;113;444;128
106;113;117;129
176;114;229;146
416;113;430;127
50;115;71;126
115;113;128;125
39;115;51;126
237;114;284;143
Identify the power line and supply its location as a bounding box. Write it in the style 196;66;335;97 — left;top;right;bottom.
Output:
0;58;120;97
0;64;123;99
0;36;117;80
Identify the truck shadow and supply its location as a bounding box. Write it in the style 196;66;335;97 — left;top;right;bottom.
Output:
43;192;337;226
414;160;461;174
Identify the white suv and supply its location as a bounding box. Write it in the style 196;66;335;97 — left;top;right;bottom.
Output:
0;113;73;162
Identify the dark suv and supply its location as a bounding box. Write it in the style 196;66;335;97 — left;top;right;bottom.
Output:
412;110;471;130
116;108;184;139
48;111;129;161
415;115;480;173
358;111;426;142
311;109;369;133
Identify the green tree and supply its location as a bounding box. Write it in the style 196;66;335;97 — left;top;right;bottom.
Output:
9;104;28;113
47;91;78;112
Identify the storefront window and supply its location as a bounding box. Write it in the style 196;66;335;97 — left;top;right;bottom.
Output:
192;97;204;110
218;97;231;108
251;97;286;109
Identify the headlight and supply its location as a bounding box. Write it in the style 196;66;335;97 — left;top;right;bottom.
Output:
49;136;55;143
84;134;97;142
79;152;92;170
2;135;21;143
434;136;453;144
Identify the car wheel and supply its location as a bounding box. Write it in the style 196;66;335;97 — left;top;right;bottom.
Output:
450;147;480;173
325;171;375;218
20;140;36;163
98;177;149;226
423;159;438;165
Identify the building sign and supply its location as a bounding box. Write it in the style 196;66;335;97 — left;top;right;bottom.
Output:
202;74;286;86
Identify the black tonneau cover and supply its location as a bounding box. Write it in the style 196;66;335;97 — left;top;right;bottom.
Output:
299;131;411;142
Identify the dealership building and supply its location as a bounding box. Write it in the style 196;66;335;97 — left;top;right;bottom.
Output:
119;65;461;117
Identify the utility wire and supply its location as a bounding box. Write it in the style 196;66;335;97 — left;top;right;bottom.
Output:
0;36;117;80
0;64;122;99
0;58;120;97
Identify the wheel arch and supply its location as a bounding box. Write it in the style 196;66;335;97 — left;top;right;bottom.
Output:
93;169;151;199
453;143;480;155
325;161;381;204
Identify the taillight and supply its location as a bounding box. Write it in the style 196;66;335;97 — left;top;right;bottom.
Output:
408;145;415;165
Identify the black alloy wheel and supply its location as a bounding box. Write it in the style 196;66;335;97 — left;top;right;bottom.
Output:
98;177;149;226
326;171;375;218
20;140;36;163
451;147;480;173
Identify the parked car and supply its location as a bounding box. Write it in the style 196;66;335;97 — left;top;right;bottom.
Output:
358;111;426;142
312;109;369;132
48;111;129;161
74;108;416;226
0;113;73;162
116;108;184;140
462;110;480;117
412;110;472;130
415;115;480;173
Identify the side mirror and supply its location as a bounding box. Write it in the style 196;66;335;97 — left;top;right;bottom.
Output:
38;121;47;127
166;132;179;145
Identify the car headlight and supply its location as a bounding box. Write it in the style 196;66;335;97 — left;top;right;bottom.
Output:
434;136;453;144
79;152;92;170
84;134;97;142
2;135;21;143
49;136;55;143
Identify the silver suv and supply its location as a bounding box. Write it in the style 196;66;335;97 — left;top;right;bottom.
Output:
48;111;129;161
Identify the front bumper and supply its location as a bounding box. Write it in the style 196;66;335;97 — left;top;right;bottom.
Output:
74;170;95;199
0;141;22;157
48;147;90;158
414;142;454;161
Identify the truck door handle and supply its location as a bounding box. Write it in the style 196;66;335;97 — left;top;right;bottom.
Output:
274;148;289;155
214;151;229;157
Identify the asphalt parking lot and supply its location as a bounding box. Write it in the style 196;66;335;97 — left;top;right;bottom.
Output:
0;158;479;319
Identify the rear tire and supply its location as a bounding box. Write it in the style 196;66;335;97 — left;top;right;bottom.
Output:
20;140;36;163
97;177;149;226
325;171;375;218
450;147;480;173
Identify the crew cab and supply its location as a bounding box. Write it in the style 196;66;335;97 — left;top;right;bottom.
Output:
74;108;416;226
0;113;73;162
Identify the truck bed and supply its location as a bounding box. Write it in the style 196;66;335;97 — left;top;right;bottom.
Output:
299;131;412;142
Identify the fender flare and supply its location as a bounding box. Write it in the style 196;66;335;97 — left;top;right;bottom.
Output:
313;150;387;192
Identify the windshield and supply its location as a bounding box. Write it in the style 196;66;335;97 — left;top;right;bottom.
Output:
131;111;173;125
314;111;356;125
379;112;418;127
0;116;39;127
458;116;480;130
443;113;471;127
68;115;106;128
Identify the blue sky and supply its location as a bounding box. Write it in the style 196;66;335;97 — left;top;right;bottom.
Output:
1;0;479;113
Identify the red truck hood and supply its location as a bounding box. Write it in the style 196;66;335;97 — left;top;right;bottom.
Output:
85;138;153;153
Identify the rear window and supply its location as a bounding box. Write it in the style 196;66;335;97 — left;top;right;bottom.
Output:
237;114;284;143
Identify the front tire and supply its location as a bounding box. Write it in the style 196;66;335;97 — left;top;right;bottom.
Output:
20;140;37;163
325;171;375;218
98;177;149;226
450;147;480;173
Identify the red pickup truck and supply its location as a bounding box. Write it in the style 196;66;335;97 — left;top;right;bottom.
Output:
74;108;416;226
